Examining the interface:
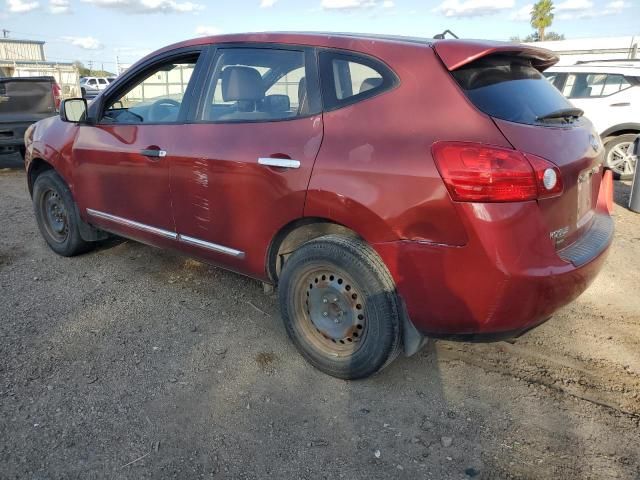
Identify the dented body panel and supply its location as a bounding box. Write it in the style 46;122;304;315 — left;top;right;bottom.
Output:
24;32;613;338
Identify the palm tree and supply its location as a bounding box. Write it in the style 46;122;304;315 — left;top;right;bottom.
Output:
530;0;554;42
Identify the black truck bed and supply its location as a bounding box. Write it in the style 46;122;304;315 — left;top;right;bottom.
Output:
0;76;58;156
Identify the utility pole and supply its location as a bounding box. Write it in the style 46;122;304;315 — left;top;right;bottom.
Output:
88;60;93;76
116;55;120;75
2;29;9;39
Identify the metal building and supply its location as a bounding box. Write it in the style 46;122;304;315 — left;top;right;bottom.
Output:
0;38;46;62
0;38;80;98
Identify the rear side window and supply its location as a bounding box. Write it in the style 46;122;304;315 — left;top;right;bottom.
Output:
452;55;574;126
562;73;631;98
319;51;397;110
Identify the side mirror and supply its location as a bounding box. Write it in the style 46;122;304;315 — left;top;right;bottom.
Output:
60;98;88;123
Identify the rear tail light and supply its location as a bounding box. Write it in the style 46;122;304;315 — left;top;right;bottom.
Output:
51;82;61;110
432;142;563;202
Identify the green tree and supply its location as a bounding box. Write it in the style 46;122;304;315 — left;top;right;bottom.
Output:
510;31;564;43
72;60;114;77
530;0;554;41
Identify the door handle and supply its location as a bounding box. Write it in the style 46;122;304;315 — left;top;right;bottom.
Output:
610;102;630;107
141;148;167;159
258;157;300;169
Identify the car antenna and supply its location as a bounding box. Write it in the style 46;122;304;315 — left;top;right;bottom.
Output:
433;29;459;39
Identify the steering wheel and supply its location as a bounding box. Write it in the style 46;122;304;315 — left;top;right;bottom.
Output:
148;98;181;122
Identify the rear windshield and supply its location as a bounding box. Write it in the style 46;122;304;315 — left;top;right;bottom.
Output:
452;55;575;125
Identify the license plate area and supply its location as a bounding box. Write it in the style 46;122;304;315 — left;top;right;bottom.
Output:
577;168;595;229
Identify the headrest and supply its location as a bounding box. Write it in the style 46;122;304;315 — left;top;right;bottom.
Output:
359;77;383;94
262;94;290;113
222;66;264;102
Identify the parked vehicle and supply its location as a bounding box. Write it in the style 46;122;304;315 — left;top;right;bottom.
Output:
79;76;109;98
0;76;60;158
24;33;614;379
545;60;640;179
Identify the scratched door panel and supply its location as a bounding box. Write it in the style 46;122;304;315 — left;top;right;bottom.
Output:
169;116;323;278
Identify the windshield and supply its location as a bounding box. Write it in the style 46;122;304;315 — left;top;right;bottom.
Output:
452;55;576;126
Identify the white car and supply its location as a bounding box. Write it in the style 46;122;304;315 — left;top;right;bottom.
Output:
545;61;640;179
79;76;110;98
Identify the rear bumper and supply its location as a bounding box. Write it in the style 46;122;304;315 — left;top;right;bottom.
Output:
374;205;613;337
0;122;31;152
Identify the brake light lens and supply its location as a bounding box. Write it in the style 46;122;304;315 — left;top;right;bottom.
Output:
432;142;563;202
51;82;61;110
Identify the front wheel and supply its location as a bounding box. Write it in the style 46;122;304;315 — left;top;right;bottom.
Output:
278;235;402;379
32;170;93;256
604;134;638;180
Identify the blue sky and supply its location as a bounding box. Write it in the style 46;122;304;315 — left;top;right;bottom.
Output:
1;0;638;72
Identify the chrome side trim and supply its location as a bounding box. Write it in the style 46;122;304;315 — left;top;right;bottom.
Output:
86;208;177;240
85;209;245;258
178;234;245;258
258;157;301;169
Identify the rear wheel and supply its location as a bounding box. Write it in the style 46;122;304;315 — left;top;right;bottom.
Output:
32;170;93;256
278;235;401;379
604;134;638;180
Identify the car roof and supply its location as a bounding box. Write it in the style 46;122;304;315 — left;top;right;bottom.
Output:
157;31;435;53
138;32;556;73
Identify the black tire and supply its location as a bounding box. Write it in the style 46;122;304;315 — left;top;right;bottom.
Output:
32;170;93;257
278;234;402;379
604;134;638;180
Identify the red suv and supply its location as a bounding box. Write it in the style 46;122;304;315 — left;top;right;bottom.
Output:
24;33;614;379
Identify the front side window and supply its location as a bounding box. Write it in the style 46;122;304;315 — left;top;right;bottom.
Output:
201;48;310;122
102;54;198;124
319;51;397;110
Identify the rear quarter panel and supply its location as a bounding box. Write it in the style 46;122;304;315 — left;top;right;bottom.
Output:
306;43;511;246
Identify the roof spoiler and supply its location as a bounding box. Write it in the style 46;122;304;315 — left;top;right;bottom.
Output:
433;39;559;72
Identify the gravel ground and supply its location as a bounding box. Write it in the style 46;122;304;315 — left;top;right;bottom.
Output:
1;153;639;480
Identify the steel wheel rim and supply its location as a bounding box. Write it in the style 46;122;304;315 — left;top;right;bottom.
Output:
607;141;637;176
293;264;368;357
40;189;69;243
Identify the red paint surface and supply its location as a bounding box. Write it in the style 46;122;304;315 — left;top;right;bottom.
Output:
24;33;613;337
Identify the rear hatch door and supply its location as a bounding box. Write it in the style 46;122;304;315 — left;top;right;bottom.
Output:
436;41;604;249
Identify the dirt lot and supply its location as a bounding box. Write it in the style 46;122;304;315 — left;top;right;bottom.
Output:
1;154;639;480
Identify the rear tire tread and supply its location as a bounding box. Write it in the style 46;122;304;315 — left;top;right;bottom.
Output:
279;234;402;379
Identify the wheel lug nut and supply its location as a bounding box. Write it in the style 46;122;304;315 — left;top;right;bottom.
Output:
323;298;328;303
